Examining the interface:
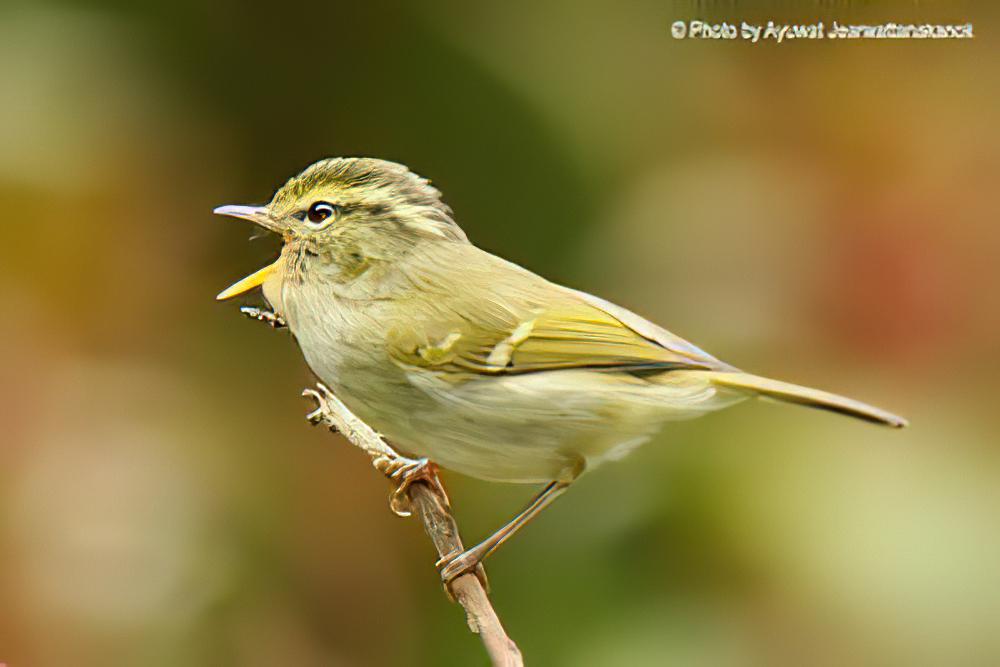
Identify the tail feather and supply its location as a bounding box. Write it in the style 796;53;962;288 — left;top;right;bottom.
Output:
704;372;908;428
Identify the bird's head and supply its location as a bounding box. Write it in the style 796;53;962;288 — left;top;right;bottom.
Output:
214;157;466;299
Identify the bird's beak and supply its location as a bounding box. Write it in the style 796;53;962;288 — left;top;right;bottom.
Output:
214;204;282;301
215;261;280;301
213;204;278;228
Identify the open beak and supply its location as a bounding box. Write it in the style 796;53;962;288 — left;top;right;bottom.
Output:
214;204;282;301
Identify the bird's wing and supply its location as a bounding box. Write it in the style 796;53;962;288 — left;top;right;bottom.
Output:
386;283;732;378
567;288;734;371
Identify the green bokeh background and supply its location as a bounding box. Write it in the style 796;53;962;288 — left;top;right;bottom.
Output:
1;1;997;665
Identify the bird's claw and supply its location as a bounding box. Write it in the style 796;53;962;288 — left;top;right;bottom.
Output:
436;549;490;598
303;383;338;430
241;306;287;329
373;456;450;517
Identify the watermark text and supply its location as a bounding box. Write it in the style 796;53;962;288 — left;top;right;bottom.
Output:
671;20;974;43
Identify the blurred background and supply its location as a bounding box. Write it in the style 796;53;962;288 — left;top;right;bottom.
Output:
1;0;998;665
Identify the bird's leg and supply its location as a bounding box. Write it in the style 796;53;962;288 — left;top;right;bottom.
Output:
437;481;571;587
373;455;451;518
240;306;286;329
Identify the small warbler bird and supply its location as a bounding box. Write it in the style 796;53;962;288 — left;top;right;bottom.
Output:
216;157;906;583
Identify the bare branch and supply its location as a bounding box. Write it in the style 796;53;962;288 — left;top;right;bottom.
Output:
304;383;524;667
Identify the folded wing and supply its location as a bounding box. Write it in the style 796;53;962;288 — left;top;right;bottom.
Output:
387;286;733;378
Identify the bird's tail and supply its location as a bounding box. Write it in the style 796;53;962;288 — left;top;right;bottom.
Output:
696;371;908;428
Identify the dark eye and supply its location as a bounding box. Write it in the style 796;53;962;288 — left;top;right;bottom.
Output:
305;201;339;226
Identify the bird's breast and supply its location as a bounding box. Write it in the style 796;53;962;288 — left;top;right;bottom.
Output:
279;280;403;391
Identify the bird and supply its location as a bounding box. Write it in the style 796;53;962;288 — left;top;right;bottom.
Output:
215;157;907;584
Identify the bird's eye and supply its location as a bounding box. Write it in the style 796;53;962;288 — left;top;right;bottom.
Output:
305;202;339;227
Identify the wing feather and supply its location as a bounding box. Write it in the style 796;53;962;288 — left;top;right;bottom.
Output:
388;288;731;377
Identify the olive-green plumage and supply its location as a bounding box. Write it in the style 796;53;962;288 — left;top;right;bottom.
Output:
216;157;906;484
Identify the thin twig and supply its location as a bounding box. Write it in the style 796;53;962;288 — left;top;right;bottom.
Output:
304;383;524;667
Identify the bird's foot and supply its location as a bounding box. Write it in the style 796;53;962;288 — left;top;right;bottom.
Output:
373;455;450;517
436;547;490;597
240;306;286;329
